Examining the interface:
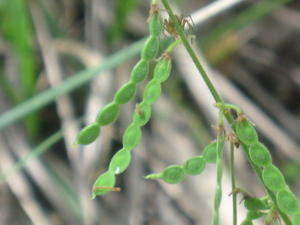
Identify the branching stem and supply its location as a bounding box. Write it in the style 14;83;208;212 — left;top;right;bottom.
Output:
160;1;292;224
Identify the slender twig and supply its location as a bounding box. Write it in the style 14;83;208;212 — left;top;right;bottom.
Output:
230;142;237;225
160;1;292;224
161;0;223;105
213;118;225;225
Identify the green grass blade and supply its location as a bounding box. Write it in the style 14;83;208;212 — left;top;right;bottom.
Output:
0;38;145;131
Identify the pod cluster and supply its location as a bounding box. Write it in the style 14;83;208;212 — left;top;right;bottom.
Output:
240;196;271;225
235;114;300;218
92;49;173;198
76;3;163;146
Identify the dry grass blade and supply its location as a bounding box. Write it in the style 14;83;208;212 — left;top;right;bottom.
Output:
0;137;51;225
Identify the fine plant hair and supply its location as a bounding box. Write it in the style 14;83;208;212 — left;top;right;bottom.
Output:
76;1;300;225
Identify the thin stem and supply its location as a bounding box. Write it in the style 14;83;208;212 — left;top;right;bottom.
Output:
161;0;223;104
230;142;237;225
160;1;292;224
213;128;225;225
166;38;182;53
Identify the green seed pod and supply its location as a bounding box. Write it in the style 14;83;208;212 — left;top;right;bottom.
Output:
130;59;150;84
92;171;116;198
153;58;172;83
122;124;142;150
249;142;272;167
240;220;253;225
183;156;206;175
133;102;152;126
293;214;300;225
114;82;136;104
236;117;258;145
203;141;218;163
149;13;162;37
162;165;185;184
277;189;300;215
144;172;162;180
262;165;286;192
246;211;266;220
244;197;270;211
96;103;120;126
108;148;131;174
76;123;100;145
143;80;161;104
214;188;222;208
141;36;159;61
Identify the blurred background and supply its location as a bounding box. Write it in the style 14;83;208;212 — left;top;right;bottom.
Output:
0;0;300;224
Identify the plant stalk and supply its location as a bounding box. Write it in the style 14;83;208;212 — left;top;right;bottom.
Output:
160;1;291;224
230;142;237;225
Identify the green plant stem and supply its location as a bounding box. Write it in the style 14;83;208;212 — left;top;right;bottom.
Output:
161;0;223;105
230;142;237;225
161;1;291;224
166;38;182;53
213;128;225;225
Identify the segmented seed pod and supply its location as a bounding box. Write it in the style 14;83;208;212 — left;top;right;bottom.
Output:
244;197;270;211
203;141;218;163
76;123;100;145
262;165;286;192
161;165;185;184
277;189;300;215
92;171;116;198
114;81;137;104
249;142;272;167
236;116;258;145
133;101;152;126
153;57;172;82
144;172;163;180
130;59;150;84
122;123;142;150
96;102;120;126
149;12;162;37
143;80;161;104
183;156;206;175
108;148;131;174
141;36;159;61
293;214;300;225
